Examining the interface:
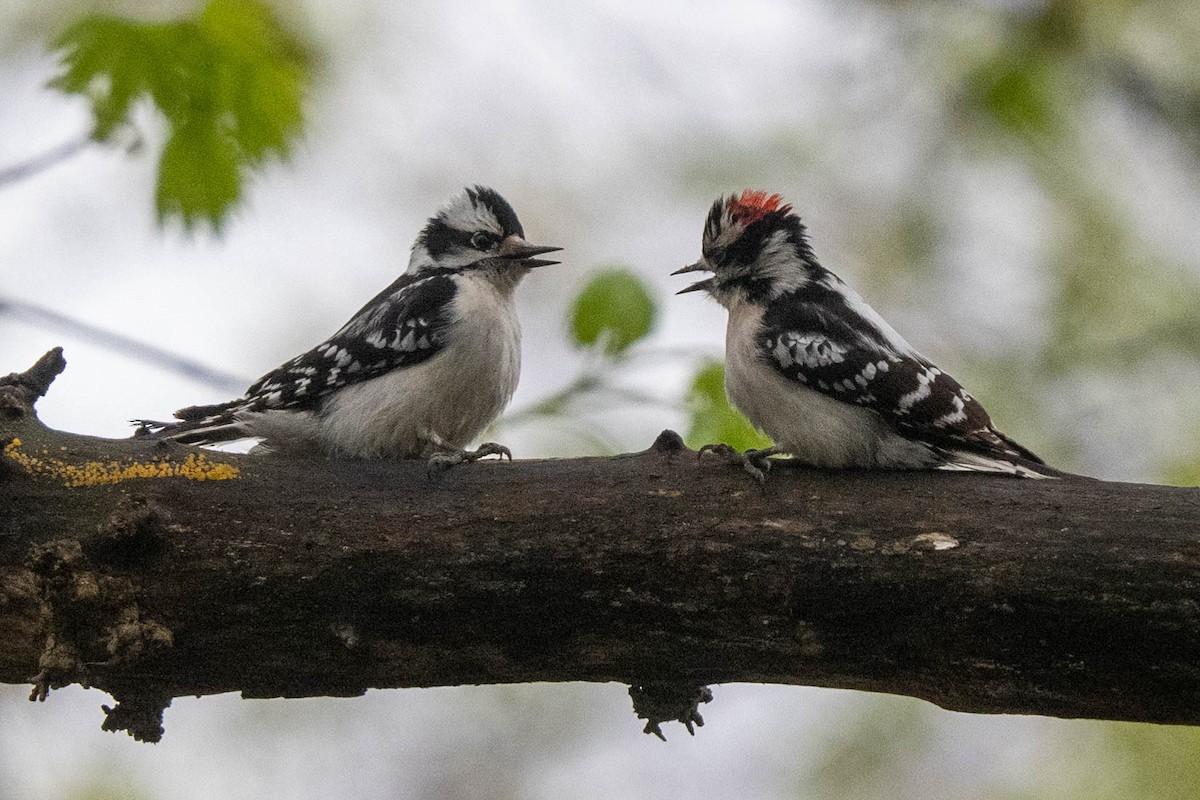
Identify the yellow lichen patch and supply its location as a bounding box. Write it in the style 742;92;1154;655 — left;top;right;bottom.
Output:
3;439;238;487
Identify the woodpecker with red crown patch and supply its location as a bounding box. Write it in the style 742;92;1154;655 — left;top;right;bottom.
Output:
674;190;1052;481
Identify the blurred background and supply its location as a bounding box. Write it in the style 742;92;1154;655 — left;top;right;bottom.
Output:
2;0;1199;797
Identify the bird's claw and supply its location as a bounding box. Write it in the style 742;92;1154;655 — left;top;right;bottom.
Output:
698;442;738;461
698;443;780;484
741;447;780;484
426;442;512;477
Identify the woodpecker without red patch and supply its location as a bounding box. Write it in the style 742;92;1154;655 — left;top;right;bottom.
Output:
728;191;792;226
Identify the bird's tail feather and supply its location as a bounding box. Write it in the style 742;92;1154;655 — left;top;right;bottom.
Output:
992;430;1046;465
937;448;1061;479
132;399;251;446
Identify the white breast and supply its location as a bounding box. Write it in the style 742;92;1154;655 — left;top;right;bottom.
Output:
723;299;929;468
315;274;521;458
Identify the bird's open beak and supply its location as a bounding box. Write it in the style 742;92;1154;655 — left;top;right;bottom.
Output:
671;260;706;276
499;235;562;268
672;260;714;294
676;277;716;295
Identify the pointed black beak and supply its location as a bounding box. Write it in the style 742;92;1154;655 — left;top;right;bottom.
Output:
499;235;562;268
676;277;716;295
671;260;706;276
672;260;713;294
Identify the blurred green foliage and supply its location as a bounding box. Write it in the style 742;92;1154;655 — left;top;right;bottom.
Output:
569;267;658;355
1047;202;1200;372
969;54;1062;140
1092;723;1200;800
991;720;1200;800
684;360;771;452
806;698;936;799
1161;453;1200;487
50;0;309;230
803;699;1200;800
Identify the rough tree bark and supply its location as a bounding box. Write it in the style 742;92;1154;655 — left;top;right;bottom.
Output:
2;349;1199;742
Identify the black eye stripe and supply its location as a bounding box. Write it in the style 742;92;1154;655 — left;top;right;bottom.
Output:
418;221;495;257
417;220;453;257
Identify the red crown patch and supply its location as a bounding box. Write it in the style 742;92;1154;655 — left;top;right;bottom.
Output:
727;190;792;225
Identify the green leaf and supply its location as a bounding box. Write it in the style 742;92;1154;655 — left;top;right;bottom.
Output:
157;119;241;231
49;0;310;230
569;268;658;355
684;360;771;452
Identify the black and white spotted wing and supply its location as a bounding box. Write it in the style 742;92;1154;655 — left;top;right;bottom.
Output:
237;271;458;413
163;271;458;435
759;284;1043;463
134;270;461;444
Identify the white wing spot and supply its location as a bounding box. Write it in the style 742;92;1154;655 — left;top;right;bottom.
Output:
935;393;968;427
897;368;935;413
781;333;849;368
772;339;794;368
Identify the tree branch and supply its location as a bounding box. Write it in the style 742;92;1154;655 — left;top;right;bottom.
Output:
0;135;91;187
2;350;1199;742
0;297;249;393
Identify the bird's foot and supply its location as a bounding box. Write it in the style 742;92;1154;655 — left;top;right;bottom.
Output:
698;443;782;484
426;442;512;475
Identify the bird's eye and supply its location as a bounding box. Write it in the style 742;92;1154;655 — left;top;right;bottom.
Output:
470;232;495;250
